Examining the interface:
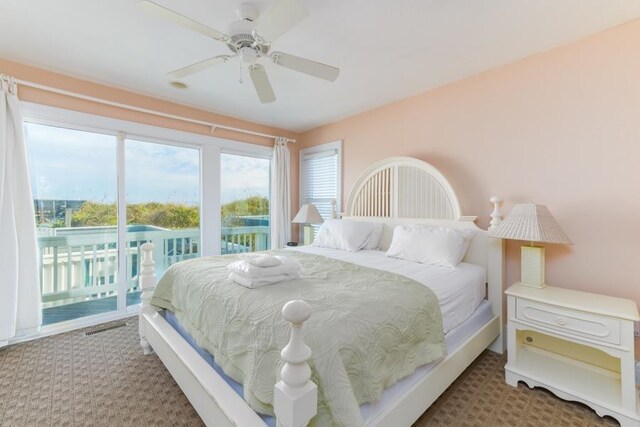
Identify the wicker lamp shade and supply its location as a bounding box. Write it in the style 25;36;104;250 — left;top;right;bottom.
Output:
489;204;572;288
489;204;573;245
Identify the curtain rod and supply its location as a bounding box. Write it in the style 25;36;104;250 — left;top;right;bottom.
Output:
12;77;296;143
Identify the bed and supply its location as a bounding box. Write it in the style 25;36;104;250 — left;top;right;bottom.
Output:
138;156;506;427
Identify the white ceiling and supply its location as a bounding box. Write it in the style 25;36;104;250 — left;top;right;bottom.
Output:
1;1;639;132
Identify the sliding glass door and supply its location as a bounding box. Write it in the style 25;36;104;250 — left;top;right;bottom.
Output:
23;110;272;329
25;125;203;323
25;123;119;325
124;138;200;306
220;152;271;253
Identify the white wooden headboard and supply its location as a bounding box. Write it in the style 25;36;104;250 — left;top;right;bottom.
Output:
345;157;462;219
342;156;506;353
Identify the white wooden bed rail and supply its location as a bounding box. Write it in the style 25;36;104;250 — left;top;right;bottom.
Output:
138;243;317;427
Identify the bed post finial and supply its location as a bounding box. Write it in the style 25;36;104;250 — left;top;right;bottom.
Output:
330;198;337;219
139;242;156;355
274;300;317;427
489;196;503;231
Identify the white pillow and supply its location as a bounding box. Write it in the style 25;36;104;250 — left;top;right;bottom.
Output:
362;222;384;250
312;219;375;252
386;225;475;268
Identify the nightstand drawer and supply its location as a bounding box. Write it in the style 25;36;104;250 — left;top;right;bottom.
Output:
515;299;621;345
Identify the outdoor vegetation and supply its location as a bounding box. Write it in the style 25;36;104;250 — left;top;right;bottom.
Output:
70;202;199;228
65;196;269;229
221;196;269;227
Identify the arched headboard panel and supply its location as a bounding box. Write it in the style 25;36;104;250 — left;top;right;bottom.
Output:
345;157;462;219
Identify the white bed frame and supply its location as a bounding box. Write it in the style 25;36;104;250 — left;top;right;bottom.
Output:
139;156;506;427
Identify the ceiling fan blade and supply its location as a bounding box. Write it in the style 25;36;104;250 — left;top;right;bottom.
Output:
255;0;309;42
137;0;229;42
168;55;232;79
271;52;339;82
249;65;276;103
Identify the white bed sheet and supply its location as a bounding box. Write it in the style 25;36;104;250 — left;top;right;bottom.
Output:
289;246;487;333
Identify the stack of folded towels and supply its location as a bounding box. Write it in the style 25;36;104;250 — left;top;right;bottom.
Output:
227;253;302;289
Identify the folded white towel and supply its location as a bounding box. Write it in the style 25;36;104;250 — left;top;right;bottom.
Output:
243;253;282;267
229;271;300;289
227;255;302;279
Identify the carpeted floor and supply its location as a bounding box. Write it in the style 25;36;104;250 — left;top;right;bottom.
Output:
0;317;618;427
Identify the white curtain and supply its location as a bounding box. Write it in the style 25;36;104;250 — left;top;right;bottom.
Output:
0;75;41;344
270;137;291;249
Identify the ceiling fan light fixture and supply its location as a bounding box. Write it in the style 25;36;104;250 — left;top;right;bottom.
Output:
240;47;258;66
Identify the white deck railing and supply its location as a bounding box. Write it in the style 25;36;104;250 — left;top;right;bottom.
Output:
39;225;269;308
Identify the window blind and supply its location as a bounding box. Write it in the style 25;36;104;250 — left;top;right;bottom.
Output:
301;148;338;228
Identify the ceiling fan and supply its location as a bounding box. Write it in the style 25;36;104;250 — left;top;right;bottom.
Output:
138;0;340;103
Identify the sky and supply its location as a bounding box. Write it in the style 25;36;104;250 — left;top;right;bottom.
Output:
24;123;270;205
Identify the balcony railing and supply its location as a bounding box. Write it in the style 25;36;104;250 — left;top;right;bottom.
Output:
38;225;270;309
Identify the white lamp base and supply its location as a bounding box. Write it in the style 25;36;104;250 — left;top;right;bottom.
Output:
302;225;315;246
520;245;546;289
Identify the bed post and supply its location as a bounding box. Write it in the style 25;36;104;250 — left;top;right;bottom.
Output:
330;198;337;219
139;242;157;355
487;197;506;354
274;300;317;427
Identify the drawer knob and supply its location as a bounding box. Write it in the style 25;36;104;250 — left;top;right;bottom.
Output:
556;317;567;326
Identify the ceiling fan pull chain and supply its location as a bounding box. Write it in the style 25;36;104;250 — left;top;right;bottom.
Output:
239;65;245;84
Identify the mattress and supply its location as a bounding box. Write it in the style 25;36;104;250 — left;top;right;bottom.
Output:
289;246;487;333
163;300;494;426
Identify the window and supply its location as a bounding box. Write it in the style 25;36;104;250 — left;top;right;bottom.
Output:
125;138;201;306
22;103;273;331
300;141;342;230
220;152;271;254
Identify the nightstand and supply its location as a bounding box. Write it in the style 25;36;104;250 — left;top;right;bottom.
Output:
505;282;640;427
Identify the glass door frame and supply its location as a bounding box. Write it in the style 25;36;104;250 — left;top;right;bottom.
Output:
21;102;274;337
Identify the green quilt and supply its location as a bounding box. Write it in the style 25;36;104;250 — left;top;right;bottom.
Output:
151;250;446;427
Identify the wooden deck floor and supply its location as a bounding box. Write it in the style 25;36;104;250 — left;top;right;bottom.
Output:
42;292;141;325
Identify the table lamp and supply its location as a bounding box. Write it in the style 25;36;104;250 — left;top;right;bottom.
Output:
292;204;324;245
489;204;573;289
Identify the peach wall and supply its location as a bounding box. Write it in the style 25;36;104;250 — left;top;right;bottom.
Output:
300;19;640;306
0;58;300;234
